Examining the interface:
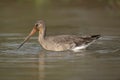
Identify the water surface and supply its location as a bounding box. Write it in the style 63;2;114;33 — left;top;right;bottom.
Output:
0;1;120;80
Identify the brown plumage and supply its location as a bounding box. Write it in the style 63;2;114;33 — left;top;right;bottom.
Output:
18;20;101;52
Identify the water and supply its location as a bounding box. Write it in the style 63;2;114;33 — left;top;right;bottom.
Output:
0;1;120;80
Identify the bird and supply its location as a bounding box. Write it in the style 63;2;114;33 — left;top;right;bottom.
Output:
18;20;101;52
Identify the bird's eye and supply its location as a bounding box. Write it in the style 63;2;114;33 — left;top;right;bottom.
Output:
35;23;38;27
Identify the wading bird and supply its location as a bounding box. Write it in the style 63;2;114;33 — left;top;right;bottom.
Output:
18;20;100;52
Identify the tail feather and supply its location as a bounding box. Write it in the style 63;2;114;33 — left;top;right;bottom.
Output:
91;35;101;39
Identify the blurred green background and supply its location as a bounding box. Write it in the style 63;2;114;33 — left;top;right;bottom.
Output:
0;0;120;35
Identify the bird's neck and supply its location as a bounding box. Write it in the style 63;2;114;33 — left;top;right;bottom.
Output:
38;29;46;42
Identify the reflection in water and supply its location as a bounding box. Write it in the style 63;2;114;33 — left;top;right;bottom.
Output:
38;53;45;80
0;34;120;80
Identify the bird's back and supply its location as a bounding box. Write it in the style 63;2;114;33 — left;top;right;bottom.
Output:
40;35;100;51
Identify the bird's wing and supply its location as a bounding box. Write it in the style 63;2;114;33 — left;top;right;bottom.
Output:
48;35;86;46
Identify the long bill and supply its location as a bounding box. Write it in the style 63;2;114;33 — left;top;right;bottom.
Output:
17;26;37;49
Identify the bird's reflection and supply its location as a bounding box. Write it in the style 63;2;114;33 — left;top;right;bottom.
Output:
38;52;45;80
